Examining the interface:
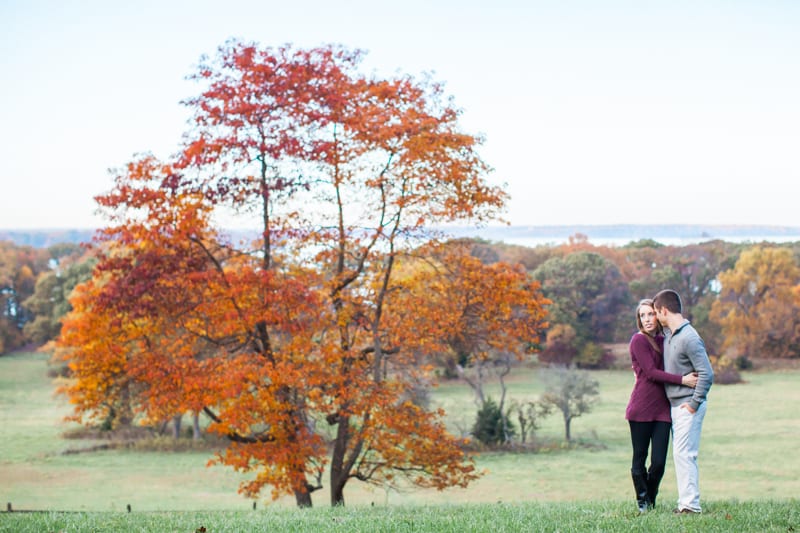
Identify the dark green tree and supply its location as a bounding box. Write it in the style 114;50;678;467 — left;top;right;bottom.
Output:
0;241;51;353
532;251;630;346
23;254;95;345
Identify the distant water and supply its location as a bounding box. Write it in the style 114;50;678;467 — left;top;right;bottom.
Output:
4;226;800;249
438;225;800;248
498;235;800;248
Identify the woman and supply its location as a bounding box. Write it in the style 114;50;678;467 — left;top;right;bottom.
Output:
625;298;697;512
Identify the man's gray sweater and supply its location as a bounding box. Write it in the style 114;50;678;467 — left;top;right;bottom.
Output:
663;320;714;410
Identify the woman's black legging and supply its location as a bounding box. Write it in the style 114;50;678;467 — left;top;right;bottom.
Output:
629;420;671;477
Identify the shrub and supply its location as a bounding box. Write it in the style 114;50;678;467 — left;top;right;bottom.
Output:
574;342;616;370
734;355;753;370
538;324;578;366
710;355;743;385
472;397;515;446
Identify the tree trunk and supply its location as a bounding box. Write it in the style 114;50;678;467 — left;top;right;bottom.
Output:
516;407;528;444
294;487;313;508
192;412;201;440
456;363;485;407
330;415;349;506
118;382;134;426
172;414;182;439
331;482;346;507
497;355;511;442
565;416;572;442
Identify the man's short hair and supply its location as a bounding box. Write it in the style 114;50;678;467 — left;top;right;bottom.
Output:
653;289;682;314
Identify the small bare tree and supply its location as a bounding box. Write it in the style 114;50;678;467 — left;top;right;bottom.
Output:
509;398;552;445
540;365;599;442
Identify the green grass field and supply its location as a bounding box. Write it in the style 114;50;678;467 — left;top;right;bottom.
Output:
1;501;798;532
1;351;799;528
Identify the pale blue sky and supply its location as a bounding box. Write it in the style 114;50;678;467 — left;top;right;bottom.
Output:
2;0;799;229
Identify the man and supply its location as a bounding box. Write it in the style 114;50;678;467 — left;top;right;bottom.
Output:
652;289;714;514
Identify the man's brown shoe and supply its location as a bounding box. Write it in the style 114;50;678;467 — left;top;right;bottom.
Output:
672;508;700;514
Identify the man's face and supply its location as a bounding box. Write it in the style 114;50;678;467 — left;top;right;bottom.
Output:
654;305;668;326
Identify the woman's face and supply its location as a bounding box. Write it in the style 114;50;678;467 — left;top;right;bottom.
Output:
639;304;658;334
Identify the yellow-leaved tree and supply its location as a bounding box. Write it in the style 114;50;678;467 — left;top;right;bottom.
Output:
710;246;800;360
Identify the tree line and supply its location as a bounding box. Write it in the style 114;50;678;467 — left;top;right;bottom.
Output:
5;234;799;365
0;241;92;354
479;234;800;365
7;235;799;366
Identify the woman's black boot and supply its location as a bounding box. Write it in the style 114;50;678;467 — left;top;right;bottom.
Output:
646;465;664;509
631;471;649;513
646;476;658;509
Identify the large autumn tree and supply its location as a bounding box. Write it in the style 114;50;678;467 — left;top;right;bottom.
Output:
58;155;332;506
58;40;507;507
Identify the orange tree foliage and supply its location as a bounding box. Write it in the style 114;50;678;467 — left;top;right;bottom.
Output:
378;242;549;447
57;40;508;507
710;246;800;359
58;156;330;506
391;243;549;405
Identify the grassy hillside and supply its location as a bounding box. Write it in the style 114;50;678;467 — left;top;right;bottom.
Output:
1;351;799;513
1;501;799;532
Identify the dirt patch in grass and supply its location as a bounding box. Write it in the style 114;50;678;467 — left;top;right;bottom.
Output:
62;425;153;441
60;425;227;454
749;358;800;372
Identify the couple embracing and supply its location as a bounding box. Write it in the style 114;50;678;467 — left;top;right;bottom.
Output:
625;289;714;514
